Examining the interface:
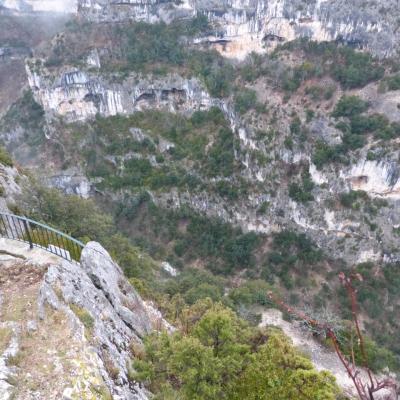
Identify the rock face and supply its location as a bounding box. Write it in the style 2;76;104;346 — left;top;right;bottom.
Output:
77;0;193;23
0;162;23;214
2;0;398;58
40;241;157;399
0;239;168;399
45;169;92;198
22;55;400;267
77;0;400;58
27;65;215;122
341;158;400;199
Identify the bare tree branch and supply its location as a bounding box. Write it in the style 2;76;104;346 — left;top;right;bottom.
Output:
267;271;398;400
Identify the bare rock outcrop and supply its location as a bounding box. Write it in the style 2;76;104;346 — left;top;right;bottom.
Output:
0;240;167;399
0;162;23;214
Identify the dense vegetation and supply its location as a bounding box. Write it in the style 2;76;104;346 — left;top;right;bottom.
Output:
116;17;210;71
13;179;160;284
384;74;400;91
8;153;399;380
114;18;237;98
115;198;261;276
288;171;315;203
276;39;385;89
234;88;258;114
313;95;400;168
0;90;45;148
0;146;13;167
11;177;326;307
351;262;400;359
133;301;339;400
265;230;323;289
69;108;242;194
54;21;388;103
55;18;235;98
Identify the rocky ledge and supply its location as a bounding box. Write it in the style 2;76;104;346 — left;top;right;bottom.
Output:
0;239;168;399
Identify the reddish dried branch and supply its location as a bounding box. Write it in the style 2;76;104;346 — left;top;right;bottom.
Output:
327;327;366;399
268;291;368;399
339;272;375;390
267;272;397;400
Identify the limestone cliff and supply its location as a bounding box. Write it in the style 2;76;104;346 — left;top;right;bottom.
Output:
19;53;400;267
0;239;168;399
26;65;216;122
1;0;399;58
77;0;400;58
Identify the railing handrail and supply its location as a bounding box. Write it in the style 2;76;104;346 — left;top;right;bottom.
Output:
0;212;85;263
0;212;85;247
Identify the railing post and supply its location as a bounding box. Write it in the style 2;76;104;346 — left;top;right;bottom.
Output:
22;218;33;249
0;212;84;263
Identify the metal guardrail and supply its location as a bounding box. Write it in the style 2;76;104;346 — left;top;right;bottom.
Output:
0;212;84;263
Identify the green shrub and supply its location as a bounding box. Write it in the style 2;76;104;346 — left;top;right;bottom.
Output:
385;74;400;91
305;85;324;101
85;109;236;191
16;180;160;286
305;109;315;123
184;283;224;305
314;96;395;168
163;268;225;305
332;96;369;118
305;85;336;101
266;230;323;289
228;280;272;307
257;201;270;215
338;326;399;373
339;190;368;209
234;88;257;114
95;18;236;98
18;180;114;242
123;200;262;276
70;304;95;331
0;147;13;167
350;114;389;134
175;211;260;274
204;127;237;177
332;47;384;89
2;90;44;137
134;302;339;400
189;50;236;97
290;116;302;135
282;62;317;92
276;39;384;89
0;327;12;354
288;171;314;203
315;96;399;168
342;132;365;150
215;181;239;200
312;141;342;168
119;20;200;70
284;136;293;150
271;230;322;264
